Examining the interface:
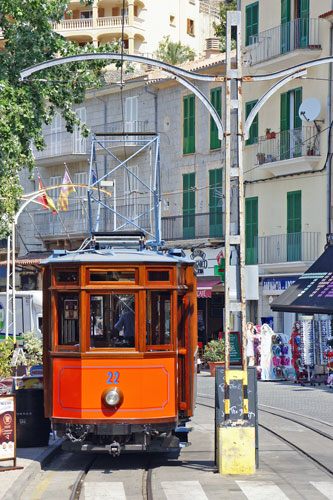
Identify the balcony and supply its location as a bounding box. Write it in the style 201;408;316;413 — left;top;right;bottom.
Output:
34;120;149;165
52;15;143;33
252;126;321;176
162;212;223;242
253;232;320;266
246;18;322;68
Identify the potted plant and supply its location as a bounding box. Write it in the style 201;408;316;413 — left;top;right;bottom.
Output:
307;142;315;156
265;128;276;139
256;152;265;165
203;339;225;377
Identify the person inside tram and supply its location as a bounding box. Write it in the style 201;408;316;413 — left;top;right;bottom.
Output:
115;298;135;347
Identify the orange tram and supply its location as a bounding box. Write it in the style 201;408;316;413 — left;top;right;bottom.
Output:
42;243;197;456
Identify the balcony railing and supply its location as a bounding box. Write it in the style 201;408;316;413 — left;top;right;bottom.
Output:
97;16;129;28
252;232;320;265
253;126;319;166
162;212;223;241
34;121;148;161
248;18;322;65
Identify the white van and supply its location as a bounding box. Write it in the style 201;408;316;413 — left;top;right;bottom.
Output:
0;291;42;340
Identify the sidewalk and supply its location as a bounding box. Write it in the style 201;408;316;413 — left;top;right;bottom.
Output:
0;435;62;500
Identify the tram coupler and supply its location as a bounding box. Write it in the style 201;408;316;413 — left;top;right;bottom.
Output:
107;441;121;457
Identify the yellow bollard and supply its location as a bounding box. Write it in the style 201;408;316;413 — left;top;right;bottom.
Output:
218;421;255;475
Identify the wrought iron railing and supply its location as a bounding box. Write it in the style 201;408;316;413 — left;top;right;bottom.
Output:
253;125;320;166
248;18;322;65
253;232;320;264
162;212;223;241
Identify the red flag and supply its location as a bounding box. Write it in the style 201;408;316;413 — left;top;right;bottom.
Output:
38;177;57;214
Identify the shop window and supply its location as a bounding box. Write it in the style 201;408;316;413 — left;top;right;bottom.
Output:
146;291;171;347
90;293;136;348
58;294;79;346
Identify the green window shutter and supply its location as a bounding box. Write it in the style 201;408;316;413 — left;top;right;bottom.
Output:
245;100;258;146
210;87;222;150
300;0;309;48
281;0;291;53
287;190;301;261
280;91;290;159
183;173;195;238
246;2;259;46
183;94;195;155
293;87;302;129
245;197;258;265
209;168;223;238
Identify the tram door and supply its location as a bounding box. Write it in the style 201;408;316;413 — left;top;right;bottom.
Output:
177;295;191;412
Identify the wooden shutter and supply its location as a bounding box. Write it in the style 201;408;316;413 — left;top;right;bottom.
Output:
245;197;258;265
280;91;290;160
245;100;258;146
183;95;195;154
209;169;223;238
300;0;309;48
112;7;119;16
246;2;259;46
210;88;222;150
72;10;79;19
98;8;104;17
287;190;301;261
293;87;302;129
183;173;195;238
281;0;291;53
134;5;138;16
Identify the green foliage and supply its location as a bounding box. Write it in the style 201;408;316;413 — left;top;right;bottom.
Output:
0;338;14;378
203;339;225;362
22;331;43;368
213;0;238;53
0;0;121;236
155;36;195;65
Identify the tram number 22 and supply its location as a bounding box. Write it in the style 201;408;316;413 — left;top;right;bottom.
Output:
107;372;119;384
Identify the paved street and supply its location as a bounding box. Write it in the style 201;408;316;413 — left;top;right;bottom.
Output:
197;370;333;424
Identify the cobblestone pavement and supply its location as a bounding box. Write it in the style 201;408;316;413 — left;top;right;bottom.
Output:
197;370;333;424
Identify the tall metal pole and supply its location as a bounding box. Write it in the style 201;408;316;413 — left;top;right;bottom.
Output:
5;235;10;340
12;222;16;344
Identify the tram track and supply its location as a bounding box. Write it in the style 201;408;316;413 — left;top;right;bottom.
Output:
196;395;333;477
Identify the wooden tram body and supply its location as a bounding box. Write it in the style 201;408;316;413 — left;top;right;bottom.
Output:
42;247;197;455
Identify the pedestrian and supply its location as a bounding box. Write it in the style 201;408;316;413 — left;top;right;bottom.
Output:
115;299;135;346
246;321;255;367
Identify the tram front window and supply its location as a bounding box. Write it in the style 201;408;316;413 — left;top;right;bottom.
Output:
90;293;135;348
146;291;171;346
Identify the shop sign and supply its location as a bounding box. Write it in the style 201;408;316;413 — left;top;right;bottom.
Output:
0;396;15;461
263;277;297;295
190;249;208;275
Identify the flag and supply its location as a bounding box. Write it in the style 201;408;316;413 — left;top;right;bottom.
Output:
38;177;57;214
57;170;75;211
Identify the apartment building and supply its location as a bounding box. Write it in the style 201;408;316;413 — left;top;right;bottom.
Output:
241;0;333;332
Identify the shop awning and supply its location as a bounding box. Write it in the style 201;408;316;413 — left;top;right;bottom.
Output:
197;279;222;298
271;246;333;314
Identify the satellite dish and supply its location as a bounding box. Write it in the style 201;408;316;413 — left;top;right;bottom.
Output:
299;98;321;122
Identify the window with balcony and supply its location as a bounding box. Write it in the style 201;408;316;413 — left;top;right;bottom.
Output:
281;0;309;53
50;175;62;201
183;172;195;239
245;100;258;146
245;2;259;46
183;94;195;154
210;87;222;150
280;87;302;160
80;11;92;19
51;113;62;155
73;107;86;154
245;197;258;265
125;96;138;137
287;190;301;261
209;168;222;238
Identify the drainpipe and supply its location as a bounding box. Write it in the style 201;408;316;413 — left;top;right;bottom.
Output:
93;91;108;231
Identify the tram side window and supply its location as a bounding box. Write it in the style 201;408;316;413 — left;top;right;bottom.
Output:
58;294;79;346
90;293;135;348
146;291;171;346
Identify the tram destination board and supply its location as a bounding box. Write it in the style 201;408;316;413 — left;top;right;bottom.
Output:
271;246;333;314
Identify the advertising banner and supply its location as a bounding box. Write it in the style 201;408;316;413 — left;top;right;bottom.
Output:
0;396;15;461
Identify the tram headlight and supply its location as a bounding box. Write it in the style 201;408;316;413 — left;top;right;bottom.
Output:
102;387;123;409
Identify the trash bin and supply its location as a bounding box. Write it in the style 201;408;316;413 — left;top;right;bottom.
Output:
15;389;51;447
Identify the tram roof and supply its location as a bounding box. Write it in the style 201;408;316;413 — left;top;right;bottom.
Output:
42;248;193;266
